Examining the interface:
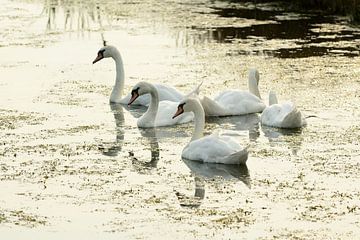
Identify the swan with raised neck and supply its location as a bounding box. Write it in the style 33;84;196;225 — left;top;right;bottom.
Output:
93;45;125;103
128;82;159;127
173;97;248;164
128;82;195;128
248;68;261;99
173;97;205;141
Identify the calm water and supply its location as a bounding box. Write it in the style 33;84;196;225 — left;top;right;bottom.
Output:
0;0;359;239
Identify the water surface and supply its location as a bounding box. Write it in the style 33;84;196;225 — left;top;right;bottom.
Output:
0;0;359;239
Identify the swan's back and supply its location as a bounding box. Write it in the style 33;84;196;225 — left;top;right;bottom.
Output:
261;102;304;128
121;84;184;106
214;90;266;115
154;84;183;102
182;133;248;164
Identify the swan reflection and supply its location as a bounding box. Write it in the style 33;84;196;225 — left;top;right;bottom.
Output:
175;159;251;208
261;125;304;155
130;128;160;171
206;113;260;142
99;103;125;157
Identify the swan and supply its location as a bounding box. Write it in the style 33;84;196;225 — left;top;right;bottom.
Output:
260;91;306;128
173;97;249;164
200;68;266;116
92;45;184;105
128;82;201;128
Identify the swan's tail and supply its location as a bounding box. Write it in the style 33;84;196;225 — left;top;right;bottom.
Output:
282;109;303;128
186;81;203;98
225;146;249;165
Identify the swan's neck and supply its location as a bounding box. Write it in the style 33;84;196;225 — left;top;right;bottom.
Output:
110;51;125;102
248;73;261;99
140;86;159;126
269;92;278;105
191;103;205;142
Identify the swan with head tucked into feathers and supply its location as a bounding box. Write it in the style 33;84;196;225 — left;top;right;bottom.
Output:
93;45;184;105
260;91;306;128
173;97;248;164
128;82;201;128
200;68;266;116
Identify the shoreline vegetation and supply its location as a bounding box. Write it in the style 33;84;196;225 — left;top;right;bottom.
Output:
234;0;360;23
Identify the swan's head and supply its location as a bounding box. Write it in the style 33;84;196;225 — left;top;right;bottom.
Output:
173;97;199;119
128;82;152;105
92;45;119;64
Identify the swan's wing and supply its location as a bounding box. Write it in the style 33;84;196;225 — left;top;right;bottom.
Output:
184;81;203;98
154;100;193;127
215;90;266;115
122;84;184;106
280;102;304;128
261;102;303;128
200;96;229;116
182;134;247;164
222;147;248;165
154;84;184;102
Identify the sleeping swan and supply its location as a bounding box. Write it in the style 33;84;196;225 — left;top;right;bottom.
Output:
260;91;306;129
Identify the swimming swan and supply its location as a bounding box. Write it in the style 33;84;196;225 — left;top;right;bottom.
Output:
128;82;201;128
173;97;248;164
93;45;185;105
260;91;306;128
200;68;266;116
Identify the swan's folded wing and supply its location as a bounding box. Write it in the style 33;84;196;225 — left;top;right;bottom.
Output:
260;104;283;127
223;147;248;165
154;84;184;102
280;102;303;128
182;135;246;164
215;91;265;115
261;102;304;128
184;81;203;98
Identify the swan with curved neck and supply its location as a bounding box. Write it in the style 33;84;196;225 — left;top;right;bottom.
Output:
173;97;248;164
261;91;306;129
128;82;195;128
200;68;265;116
93;45;185;105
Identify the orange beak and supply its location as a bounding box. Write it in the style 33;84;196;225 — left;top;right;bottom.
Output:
128;92;139;105
92;53;103;64
172;106;184;119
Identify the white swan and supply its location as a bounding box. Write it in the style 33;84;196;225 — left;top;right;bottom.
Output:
173;97;248;164
128;82;201;128
93;45;184;105
260;91;306;128
200;68;266;116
